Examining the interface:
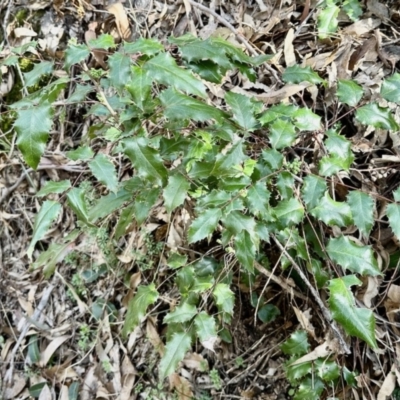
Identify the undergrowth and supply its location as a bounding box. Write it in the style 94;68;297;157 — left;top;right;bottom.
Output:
2;31;400;398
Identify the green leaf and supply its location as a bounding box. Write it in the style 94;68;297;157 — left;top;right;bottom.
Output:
337;79;363;106
347;191;374;236
286;360;312;383
258;304;280;323
164;302;197;324
328;275;378;348
194;312;218;347
247;181;271;217
123;38;164;55
88;34;115;49
36;180;71;197
276;171;294;200
262;148;283;169
315;358;340;382
356;103;399;130
15;103;53;169
108;51;132;90
225;92;260;131
310;191;352;227
28;335;40;364
27;201;61;258
319;154;352;176
163;174;190;214
387;203;400;240
381;73;400;102
301;175;327;209
222;211;255;235
213;283;234;321
24;61;53;87
293;108;321;131
318;2;340;39
122;137;168;185
187;60;224;83
167;253;188;269
67;84;93;103
259;103;298;125
122;284;159;338
327;236;380;276
66;146;94;161
160;88;227;122
65;42;90;70
281;330;309;356
89;154;118;192
212;140;247;175
126;66;152;110
282;65;325;85
393;187;400;202
235;230;257;272
159;332;192;380
188;208;222;243
343;0;363;20
145;52;206;97
67;188;92;225
294;377;325;400
325;129;353;158
274;198;304;226
269;118;296;149
89;189;132;222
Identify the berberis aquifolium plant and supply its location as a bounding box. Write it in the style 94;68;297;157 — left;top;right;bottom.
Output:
4;32;400;397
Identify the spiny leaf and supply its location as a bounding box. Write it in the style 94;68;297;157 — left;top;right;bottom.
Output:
274;198;304;226
222;211;256;235
123;38;164;55
234;230;257;272
310;191;352;227
160;88;227;122
67;188;92;226
356;103;399;131
318;1;340;39
188;208;222;243
163;174;189;214
89;154;118;193
36;180;71;197
328;275;378;348
337;79;363;106
65;42;90;70
387;203;400;240
343;0;363;20
212;140;247;175
269;118;296;149
381;73;400;103
302;175;327;210
293;108;321;131
159;332;192;381
27;201;61;258
122;284;159;338
347;191;374;236
15;103;53;169
122;137;168;185
126;66;152;110
194;312;218;351
247;181;271;217
259;103;298;125
108;51;132;90
88;33;115;50
281;330;309;356
88;189;132;222
225;91;260;131
213;283;234;322
145;52;206;97
164;302;197;324
327;236;380;276
24;61;54;87
282;65;325;85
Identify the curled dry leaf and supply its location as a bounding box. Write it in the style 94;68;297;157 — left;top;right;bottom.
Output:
107;2;132;41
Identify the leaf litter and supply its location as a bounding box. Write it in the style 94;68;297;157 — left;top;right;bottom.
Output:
1;0;400;399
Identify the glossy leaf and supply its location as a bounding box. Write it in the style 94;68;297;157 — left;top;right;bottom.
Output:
108;51;132;90
293;108;321;131
89;154;118;192
282;65;325;85
347;191;374;236
67;188;91;225
269;118;296;149
27;201;61;258
164;302;197;324
122;284;159;338
281;330;309;356
310;191;352;227
356;103;399;131
225;91;260;131
327;236;380;276
122;137;168;185
194;312;218;350
163;174;189;214
211;140;247;174
37;180;71;197
89;189;132;222
66;146;94;161
123;38;164;55
15;103;53;169
65;42;90;69
328;275;377;348
188;208;222;243
343;0;363;20
24;61;53;87
247;181;271;217
301;175;327;209
337;79;363;106
319;154;352;176
274;198;304;226
145;52;206;97
213;283;234;320
235;230;257;272
126;66;152;110
88;34;115;50
387;203;400;240
381;73;400;102
258;304;280;323
222;211;255;235
160;88;226;122
318;2;340;39
159;332;192;380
